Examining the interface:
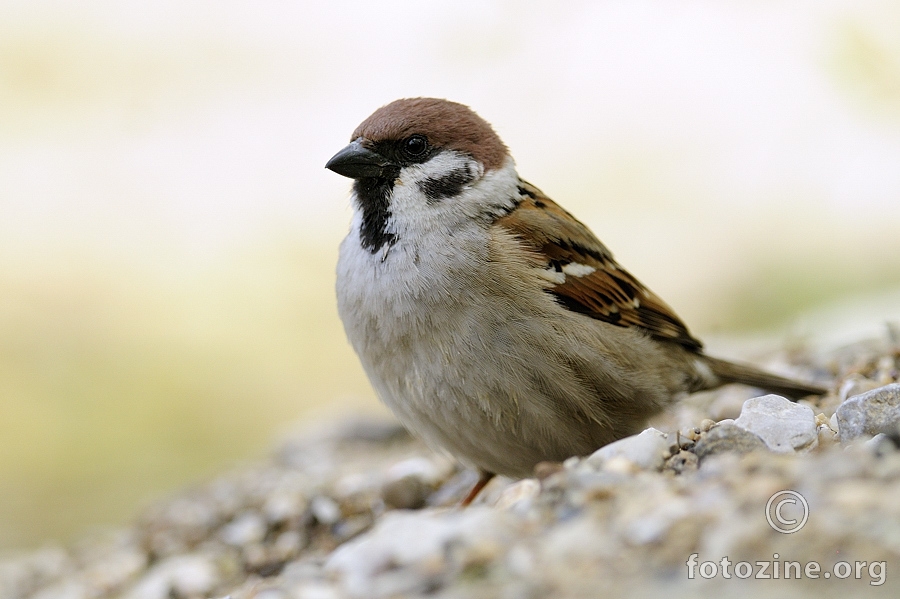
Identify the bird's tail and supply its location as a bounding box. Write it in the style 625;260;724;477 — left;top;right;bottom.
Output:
703;355;828;400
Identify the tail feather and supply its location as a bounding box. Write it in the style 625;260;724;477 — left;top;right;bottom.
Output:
703;355;827;400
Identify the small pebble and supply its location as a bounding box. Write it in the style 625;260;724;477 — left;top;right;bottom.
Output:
221;513;267;547
123;554;218;599
693;423;768;461
732;394;818;453
494;479;540;510
586;428;670;471
836;383;900;442
309;496;341;525
664;450;698;474
263;492;307;524
381;475;430;510
273;531;304;560
817;425;838;448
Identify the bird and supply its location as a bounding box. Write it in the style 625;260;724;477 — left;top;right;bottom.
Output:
326;97;826;503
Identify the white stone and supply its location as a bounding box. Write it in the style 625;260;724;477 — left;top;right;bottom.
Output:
733;395;818;453
263;491;307;524
122;554;217;599
325;508;511;597
494;479;540;510
220;512;267;546
310;496;341;525
586;428;670;471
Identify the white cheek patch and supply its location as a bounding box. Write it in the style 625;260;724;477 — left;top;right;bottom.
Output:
401;151;483;187
386;156;520;238
389;151;481;218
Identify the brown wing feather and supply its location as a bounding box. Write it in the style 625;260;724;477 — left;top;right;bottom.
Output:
497;181;703;351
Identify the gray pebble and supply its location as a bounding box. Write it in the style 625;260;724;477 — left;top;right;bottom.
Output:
692;423;768;460
732;394;818;452
220;512;267;547
664;450;698;474
836;383;900;442
381;475;429;510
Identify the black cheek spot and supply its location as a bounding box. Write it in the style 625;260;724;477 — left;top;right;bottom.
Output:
418;165;476;203
534;200;546;208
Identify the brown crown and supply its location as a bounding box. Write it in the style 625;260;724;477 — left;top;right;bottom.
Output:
352;98;509;172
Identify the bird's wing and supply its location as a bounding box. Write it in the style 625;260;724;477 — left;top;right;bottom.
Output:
495;180;703;351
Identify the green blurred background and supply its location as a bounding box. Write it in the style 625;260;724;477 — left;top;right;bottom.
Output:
2;0;899;551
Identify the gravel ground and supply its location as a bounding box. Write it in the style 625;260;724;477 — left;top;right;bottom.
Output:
2;326;900;599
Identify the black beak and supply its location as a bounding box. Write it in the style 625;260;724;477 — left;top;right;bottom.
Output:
325;140;395;179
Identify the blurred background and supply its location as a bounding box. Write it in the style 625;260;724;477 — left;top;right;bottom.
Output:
1;0;899;551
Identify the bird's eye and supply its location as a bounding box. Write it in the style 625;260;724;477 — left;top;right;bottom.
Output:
404;135;428;157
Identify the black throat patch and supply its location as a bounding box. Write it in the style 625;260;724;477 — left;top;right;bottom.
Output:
353;176;397;253
417;164;475;203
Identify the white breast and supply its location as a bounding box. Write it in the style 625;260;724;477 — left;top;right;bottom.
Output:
336;156;521;352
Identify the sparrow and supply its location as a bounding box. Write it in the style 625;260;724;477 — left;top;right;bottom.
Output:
326;98;826;500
